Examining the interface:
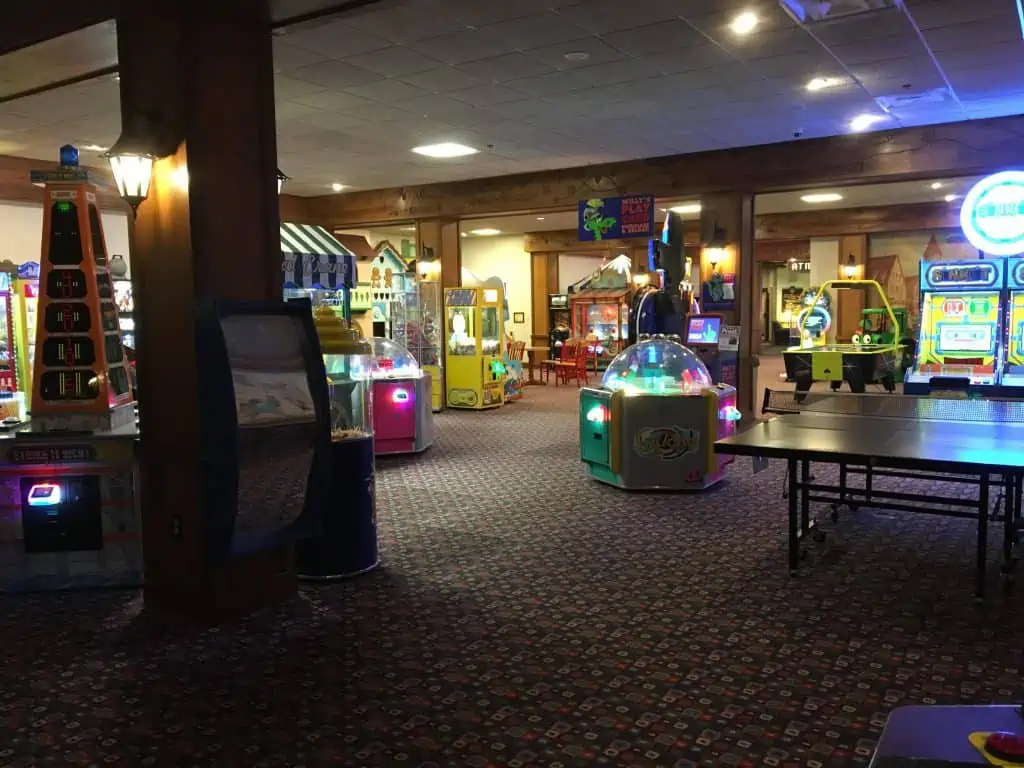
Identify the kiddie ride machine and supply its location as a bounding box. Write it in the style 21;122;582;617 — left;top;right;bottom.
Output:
444;285;506;409
579;338;738;491
0;147;139;592
783;280;903;394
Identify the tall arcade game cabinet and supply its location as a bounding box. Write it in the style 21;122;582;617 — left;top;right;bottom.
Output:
444;285;506;409
904;259;1005;395
0;146;139;592
1002;257;1024;393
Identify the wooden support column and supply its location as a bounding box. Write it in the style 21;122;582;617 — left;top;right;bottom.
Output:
418;219;461;288
529;251;558;350
117;0;286;623
700;193;756;416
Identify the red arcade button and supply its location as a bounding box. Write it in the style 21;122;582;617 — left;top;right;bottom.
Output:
985;732;1024;763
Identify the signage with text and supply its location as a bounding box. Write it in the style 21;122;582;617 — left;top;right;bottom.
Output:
578;195;655;242
960;170;1024;256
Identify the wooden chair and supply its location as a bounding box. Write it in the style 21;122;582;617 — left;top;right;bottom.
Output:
541;339;576;385
546;339;590;387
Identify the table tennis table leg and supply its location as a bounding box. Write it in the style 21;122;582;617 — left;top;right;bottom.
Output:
788;457;799;574
800;460;811;535
977;473;989;601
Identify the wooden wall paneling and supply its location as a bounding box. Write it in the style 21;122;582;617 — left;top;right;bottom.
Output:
755;240;811;263
531;252;550;348
0;153;126;210
301;116;1024;225
418;219;461;288
278;194;312;224
755;201;959;240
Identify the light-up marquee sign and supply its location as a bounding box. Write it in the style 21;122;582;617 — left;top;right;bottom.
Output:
960;171;1024;256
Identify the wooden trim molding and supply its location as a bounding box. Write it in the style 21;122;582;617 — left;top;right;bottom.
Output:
0;153;127;211
755;201;959;241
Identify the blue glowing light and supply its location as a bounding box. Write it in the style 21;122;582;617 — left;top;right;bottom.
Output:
960;170;1024;257
59;144;79;168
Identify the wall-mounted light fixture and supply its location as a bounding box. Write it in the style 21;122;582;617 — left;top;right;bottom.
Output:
277;168;290;195
842;253;858;278
703;224;728;269
106;134;155;218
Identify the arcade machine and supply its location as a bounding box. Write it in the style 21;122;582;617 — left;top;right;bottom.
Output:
11;261;39;417
361;337;433;455
579;337;738;491
393;258;444;412
0;146;139;592
548;293;570;357
794;286;832;346
444;285;506;409
783;279;902;394
629;211;695;345
684;313;739;386
0;270;18;394
1001;257;1024;395
569;253;632;368
904;259;1005;395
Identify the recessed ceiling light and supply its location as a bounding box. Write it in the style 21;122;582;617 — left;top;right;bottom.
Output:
412;142;478;158
564;51;590;62
331;182;346;192
470;228;502;236
81;144;108;152
800;193;844;204
849;113;888;132
730;11;759;34
670;202;702;214
400;226;416;232
805;76;842;92
460;232;468;237
930;181;944;190
944;193;959;202
536;216;545;221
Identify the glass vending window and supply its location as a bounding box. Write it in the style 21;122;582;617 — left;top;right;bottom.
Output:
447;307;476;356
480;306;500;355
0;296;9;362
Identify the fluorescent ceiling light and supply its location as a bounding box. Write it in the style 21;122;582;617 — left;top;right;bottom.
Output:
930;181;944;190
413;142;478;158
460;232;468;237
805;77;842;92
564;51;590;62
800;193;843;204
469;228;501;236
536;216;545;221
944;193;959;202
81;144;109;152
849;113;888;132
331;182;346;192
730;11;759;34
670;202;702;214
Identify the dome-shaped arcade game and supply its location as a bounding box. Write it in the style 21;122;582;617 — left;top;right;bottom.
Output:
357;337;434;455
579;337;739;490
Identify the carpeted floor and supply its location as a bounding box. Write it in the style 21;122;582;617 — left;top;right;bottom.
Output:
3;384;1024;767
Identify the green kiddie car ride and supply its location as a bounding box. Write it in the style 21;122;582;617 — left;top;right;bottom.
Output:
859;306;917;376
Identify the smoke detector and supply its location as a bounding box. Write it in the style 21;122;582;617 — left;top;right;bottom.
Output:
778;0;900;24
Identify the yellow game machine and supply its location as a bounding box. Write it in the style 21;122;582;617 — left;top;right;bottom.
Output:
444;286;505;409
1002;257;1024;394
12;261;40;399
905;259;1004;395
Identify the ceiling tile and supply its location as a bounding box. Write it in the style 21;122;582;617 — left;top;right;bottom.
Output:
273;39;328;74
903;0;1013;29
554;0;682;35
505;70;591;97
920;18;1023;52
572;58;659;87
398;66;482;94
410;29;512;66
288;60;385;89
282;20;392;59
643;44;738;75
342;3;466;44
290;90;375;111
343;78;427;103
448;84;530;106
474;12;590;51
341;46;443;78
455;53;553;83
528;37;627;71
601;19;707;56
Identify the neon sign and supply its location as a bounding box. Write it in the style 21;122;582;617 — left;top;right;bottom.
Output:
960;170;1024;256
925;262;997;287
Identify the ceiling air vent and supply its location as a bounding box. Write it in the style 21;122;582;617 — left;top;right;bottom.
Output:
778;0;900;25
876;87;952;111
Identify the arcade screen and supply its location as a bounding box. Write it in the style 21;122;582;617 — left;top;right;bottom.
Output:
686;316;721;345
929;293;999;355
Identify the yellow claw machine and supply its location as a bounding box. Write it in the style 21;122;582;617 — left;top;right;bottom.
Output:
444;285;505;409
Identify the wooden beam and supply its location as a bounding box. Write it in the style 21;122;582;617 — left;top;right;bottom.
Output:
755;201;959;240
0;0;115;57
302;115;1024;225
524;222;700;253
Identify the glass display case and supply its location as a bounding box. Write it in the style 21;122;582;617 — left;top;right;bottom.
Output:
313;306;372;442
481;304;501;356
392;279;443;387
447;305;476;356
571;291;630;367
358;336;424;380
601;338;713;396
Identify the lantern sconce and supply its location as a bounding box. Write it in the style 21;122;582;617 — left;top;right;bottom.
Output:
277;168;290;195
842;253;858;278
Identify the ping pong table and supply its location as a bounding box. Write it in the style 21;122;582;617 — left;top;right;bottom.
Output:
714;389;1024;599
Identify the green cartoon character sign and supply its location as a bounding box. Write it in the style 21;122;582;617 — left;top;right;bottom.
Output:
581;198;618;241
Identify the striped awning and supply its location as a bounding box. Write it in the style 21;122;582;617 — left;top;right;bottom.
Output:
280;222;356;290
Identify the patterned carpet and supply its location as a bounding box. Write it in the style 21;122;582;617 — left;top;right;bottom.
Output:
3;383;1024;767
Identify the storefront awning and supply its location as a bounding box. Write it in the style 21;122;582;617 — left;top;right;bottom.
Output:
280;222;356;290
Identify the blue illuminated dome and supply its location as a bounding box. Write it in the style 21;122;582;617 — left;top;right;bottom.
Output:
59;144;79;167
601;338;712;395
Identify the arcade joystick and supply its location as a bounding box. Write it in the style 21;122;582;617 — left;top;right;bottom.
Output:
984;732;1024;764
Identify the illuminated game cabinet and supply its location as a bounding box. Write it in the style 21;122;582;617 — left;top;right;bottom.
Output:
0;271;17;394
579;338;738;491
0;146;139;591
685;314;739;386
13;262;40;397
444;286;506;409
904;259;1005;395
361;337;433;455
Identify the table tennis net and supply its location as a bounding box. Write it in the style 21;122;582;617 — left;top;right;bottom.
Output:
762;388;1024;424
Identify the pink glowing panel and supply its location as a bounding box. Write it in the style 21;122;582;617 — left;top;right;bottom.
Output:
373;380;416;447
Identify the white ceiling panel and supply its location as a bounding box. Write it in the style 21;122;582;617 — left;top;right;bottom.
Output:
0;0;1021;198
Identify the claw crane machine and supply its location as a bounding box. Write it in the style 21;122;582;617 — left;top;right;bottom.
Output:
393;255;444;412
444;284;506;409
